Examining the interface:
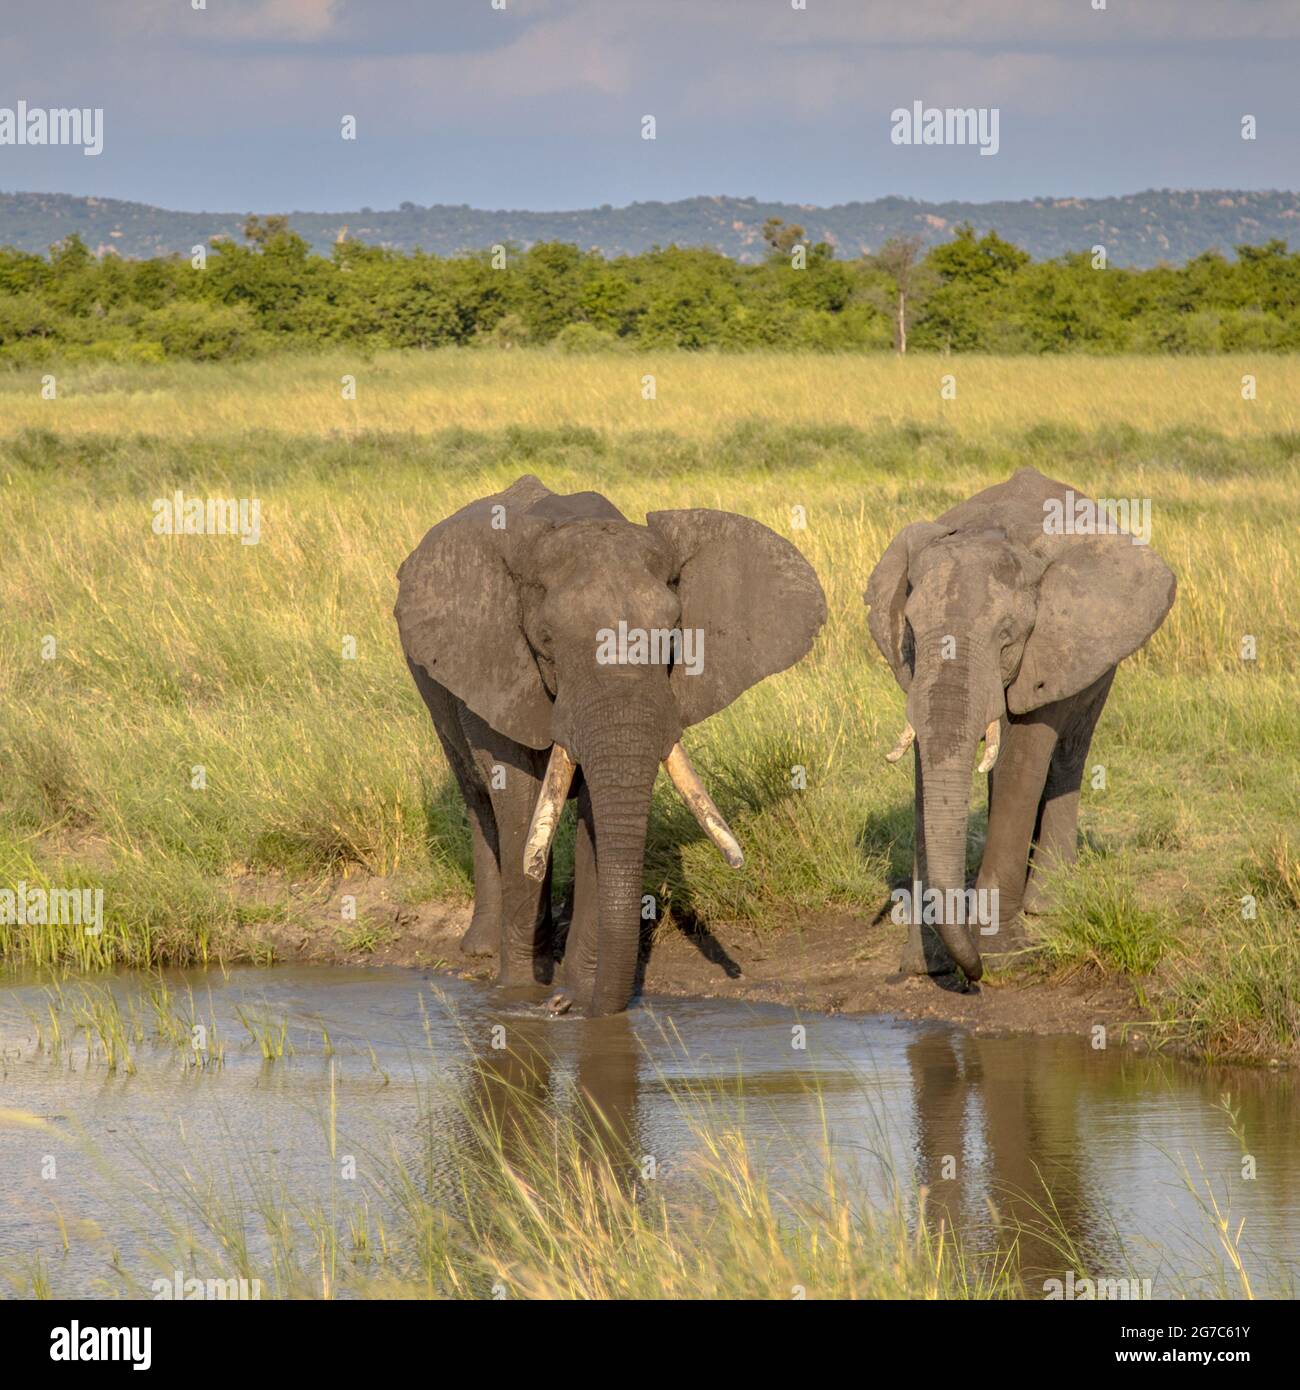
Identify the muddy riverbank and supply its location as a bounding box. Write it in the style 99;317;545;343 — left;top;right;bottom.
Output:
242;873;1152;1051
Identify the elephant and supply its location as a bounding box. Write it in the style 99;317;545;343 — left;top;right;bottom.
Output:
864;466;1176;982
395;475;826;1017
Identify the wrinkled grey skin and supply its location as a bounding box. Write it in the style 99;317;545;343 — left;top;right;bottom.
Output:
865;466;1176;981
396;475;826;1017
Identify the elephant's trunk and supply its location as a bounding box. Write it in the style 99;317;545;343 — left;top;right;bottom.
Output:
916;754;984;980
569;686;665;1016
911;634;1001;981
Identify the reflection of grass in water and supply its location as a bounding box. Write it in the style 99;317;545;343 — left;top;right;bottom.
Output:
342;1084;1004;1296
976;1136;1297;1302
5;1008;1293;1301
2;1022;1017;1299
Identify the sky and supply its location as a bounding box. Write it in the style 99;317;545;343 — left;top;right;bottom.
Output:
2;0;1298;212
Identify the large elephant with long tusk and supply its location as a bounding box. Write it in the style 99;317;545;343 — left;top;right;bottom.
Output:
395;475;826;1016
865;467;1176;982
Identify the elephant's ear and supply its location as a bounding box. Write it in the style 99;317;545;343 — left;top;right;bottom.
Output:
863;521;950;690
1008;537;1176;714
646;509;826;726
395;476;555;749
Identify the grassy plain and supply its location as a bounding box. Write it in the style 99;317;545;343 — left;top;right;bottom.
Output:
0;351;1297;1059
1;350;1299;440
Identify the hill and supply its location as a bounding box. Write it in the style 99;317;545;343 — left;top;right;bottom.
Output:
2;189;1299;266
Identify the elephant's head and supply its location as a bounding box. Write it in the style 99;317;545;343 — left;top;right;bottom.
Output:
397;476;826;1014
864;467;1175;979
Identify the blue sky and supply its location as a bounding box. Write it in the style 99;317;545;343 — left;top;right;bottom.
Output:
3;0;1298;211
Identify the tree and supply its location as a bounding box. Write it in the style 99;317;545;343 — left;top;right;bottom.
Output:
920;224;1031;351
243;215;292;246
515;241;590;342
49;233;92;271
927;223;1029;287
761;217;806;259
870;235;933;354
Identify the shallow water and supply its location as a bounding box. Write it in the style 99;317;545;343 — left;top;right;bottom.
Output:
0;965;1296;1298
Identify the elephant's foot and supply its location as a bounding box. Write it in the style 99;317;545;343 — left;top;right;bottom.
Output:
459;911;499;957
543;937;599;1013
897;938;931;975
897;921;957;977
497;958;556;989
545;960;596;1015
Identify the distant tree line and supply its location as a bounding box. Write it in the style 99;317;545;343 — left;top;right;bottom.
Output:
2;215;1299;363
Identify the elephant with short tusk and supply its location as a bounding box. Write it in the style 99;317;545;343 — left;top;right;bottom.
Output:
395;475;826;1017
865;466;1176;982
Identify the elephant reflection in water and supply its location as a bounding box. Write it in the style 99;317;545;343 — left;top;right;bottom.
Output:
461;1011;643;1186
907;1028;1101;1285
909;1029;1300;1291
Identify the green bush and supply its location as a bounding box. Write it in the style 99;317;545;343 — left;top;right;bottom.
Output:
141;300;260;360
3;226;1300;360
551;322;621;352
0;290;65;345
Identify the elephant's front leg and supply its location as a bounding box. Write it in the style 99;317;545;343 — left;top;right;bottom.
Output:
977;713;1059;958
459;806;503;956
491;765;555;988
1023;670;1114;916
463;717;554;989
407;664;503;956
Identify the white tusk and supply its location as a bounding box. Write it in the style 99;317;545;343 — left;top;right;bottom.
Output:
977;719;1001;774
663;743;744;869
522;743;577;881
885;723;916;764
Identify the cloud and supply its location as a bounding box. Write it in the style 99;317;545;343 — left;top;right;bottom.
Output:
3;0;1297;211
746;0;1300;47
212;0;344;42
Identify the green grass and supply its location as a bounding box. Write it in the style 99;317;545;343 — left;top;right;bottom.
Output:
22;975;229;1072
1034;867;1176;979
1;354;1298;1060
